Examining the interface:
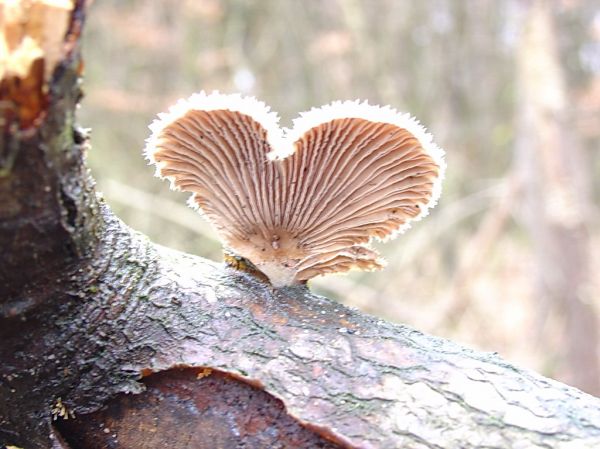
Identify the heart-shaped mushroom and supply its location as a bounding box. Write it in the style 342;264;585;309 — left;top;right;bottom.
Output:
145;91;445;287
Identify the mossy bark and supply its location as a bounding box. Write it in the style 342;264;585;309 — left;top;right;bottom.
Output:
1;2;600;449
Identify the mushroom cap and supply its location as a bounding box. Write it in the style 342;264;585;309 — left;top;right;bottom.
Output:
145;91;445;287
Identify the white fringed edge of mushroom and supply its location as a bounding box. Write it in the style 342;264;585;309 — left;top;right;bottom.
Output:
145;92;446;243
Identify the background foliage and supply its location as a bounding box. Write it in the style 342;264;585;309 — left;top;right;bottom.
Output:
81;0;599;395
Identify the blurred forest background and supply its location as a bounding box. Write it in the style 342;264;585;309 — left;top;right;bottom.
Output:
81;0;599;396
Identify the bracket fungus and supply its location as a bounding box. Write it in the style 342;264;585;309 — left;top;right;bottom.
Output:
145;91;445;287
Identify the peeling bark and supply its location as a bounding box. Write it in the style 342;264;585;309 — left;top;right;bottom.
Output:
1;2;600;449
56;368;343;449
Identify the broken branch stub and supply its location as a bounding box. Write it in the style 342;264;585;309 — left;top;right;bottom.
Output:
0;0;75;129
145;92;445;287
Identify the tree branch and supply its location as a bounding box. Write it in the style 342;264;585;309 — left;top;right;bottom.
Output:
1;2;599;449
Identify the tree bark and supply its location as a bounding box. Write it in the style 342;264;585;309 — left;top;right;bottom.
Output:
1;2;600;449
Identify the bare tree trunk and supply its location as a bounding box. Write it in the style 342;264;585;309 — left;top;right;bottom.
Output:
515;0;599;396
1;2;600;449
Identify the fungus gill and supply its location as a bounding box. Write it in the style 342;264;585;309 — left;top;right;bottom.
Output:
145;91;445;287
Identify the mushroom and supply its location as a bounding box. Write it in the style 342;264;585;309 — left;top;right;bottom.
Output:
145;91;445;287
